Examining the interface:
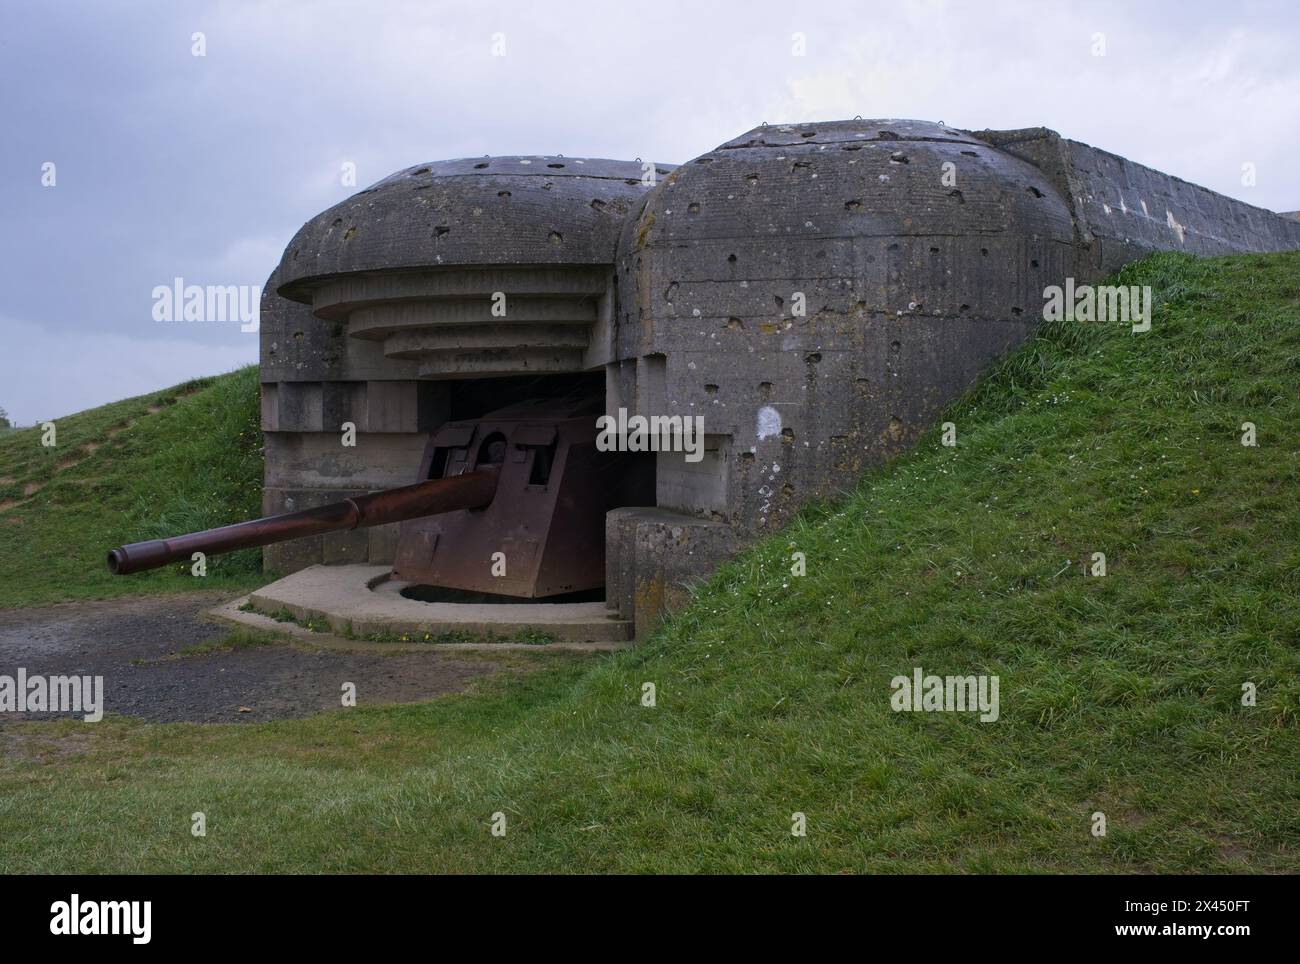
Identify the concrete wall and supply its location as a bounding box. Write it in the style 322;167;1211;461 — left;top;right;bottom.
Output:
606;120;1072;629
974;127;1300;274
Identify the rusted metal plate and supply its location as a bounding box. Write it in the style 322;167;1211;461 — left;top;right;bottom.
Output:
392;396;634;598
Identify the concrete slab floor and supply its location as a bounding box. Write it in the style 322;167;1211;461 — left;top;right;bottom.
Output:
212;565;634;646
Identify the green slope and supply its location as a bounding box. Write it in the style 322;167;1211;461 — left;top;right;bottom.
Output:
1;251;1297;872
0;366;265;607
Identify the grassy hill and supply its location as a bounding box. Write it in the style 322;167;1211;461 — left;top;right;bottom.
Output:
1;251;1297;872
0;366;265;607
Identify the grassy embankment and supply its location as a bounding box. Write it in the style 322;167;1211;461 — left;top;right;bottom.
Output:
0;366;264;607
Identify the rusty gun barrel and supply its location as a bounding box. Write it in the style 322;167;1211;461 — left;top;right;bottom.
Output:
106;467;500;575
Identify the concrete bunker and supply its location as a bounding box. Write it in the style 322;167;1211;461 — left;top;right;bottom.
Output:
117;121;1300;640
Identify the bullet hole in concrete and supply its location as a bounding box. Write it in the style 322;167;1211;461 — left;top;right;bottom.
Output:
688;202;701;214
342;226;356;241
878;130;900;140
1030;259;1039;268
590;198;606;211
805;352;822;364
888;242;900;251
727;317;745;330
1027;186;1045;198
781;428;795;443
1011;306;1023;315
774;294;784;309
474;162;489;169
624;178;640;186
959;303;970;313
887;417;905;440
792;161;812;172
547;163;564;169
948;189;965;204
890;152;909;164
890;340;901;353
434;225;450;238
855;377;871;394
866;254;876;263
498;190;511;198
704;384;719;395
411;167;431;175
745;173;759;185
842;144;862;151
727;253;737;263
845;199;863;211
758;381;774;399
665;282;678;302
541;181;553;190
961;150;978;157
929;246;940;254
801;131;816;138
740;451;755;463
331;218;343;228
816;249;827;259
293;330;304;340
980;247;989;256
548;230;564;243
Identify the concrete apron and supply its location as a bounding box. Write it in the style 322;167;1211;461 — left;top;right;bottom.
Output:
208;564;634;651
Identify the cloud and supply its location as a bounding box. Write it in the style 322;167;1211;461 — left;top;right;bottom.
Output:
206;236;286;283
3;0;1298;423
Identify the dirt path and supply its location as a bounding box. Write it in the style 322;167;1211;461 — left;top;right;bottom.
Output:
0;592;504;724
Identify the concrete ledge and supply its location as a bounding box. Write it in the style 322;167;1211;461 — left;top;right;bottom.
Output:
208;596;630;652
235;565;634;644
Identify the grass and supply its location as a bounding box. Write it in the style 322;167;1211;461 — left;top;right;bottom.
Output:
1;251;1297;872
172;628;283;659
0;366;266;607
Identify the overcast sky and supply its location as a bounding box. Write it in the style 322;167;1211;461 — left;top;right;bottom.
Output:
2;0;1297;425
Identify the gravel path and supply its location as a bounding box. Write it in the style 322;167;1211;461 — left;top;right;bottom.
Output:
0;592;502;723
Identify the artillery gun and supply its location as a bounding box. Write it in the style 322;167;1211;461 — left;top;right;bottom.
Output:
108;397;642;598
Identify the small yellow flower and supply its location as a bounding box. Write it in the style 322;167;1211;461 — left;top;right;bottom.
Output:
1191;489;1200;495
